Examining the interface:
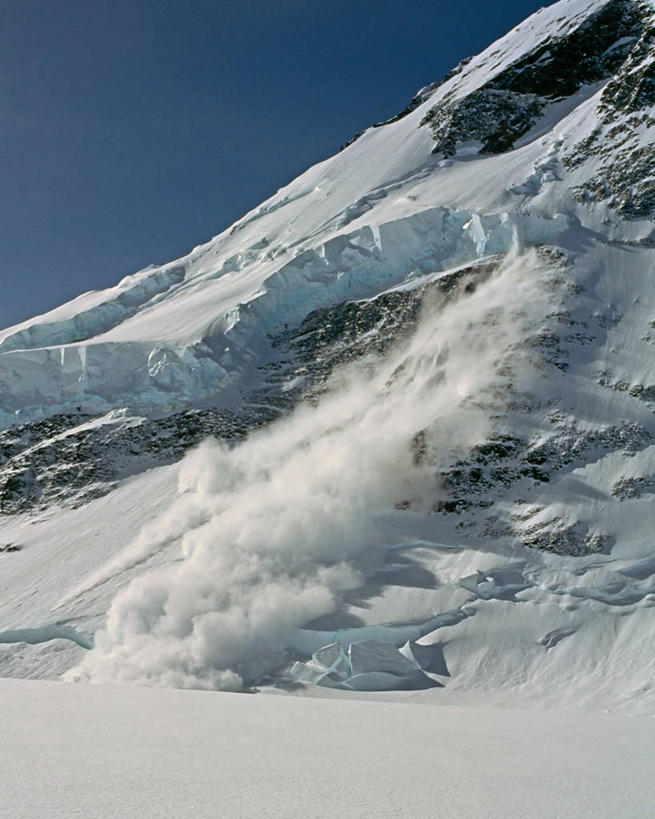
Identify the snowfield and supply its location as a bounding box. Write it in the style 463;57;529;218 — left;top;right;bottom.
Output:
1;678;654;819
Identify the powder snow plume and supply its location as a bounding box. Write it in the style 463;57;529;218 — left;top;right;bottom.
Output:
69;246;554;690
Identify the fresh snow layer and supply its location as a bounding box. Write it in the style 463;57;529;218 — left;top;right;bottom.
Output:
1;678;654;819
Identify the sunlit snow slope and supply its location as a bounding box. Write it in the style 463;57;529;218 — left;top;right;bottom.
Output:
1;0;655;711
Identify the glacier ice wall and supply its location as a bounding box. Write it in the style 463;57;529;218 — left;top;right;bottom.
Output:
0;209;569;429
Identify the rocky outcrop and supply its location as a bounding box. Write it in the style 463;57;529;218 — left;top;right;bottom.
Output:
421;0;648;157
0;406;277;515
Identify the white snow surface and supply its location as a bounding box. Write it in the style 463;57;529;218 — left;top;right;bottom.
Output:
1;678;654;819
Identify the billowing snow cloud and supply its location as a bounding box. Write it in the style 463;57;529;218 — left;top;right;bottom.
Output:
69;246;553;689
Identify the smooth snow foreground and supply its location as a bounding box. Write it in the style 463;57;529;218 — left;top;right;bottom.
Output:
1;679;654;819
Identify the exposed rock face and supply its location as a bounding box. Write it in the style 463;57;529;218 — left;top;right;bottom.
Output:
266;259;496;403
565;13;655;218
422;90;544;156
488;0;644;97
416;0;655;219
421;0;649;157
0;407;276;514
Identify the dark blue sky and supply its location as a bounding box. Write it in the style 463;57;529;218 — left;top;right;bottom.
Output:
1;0;548;329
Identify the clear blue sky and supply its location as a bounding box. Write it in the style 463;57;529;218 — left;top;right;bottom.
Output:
1;0;548;329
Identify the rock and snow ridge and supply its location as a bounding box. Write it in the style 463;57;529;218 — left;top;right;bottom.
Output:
1;0;655;707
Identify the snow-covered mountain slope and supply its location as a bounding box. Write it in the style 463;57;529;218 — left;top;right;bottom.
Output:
1;0;655;710
1;0;653;429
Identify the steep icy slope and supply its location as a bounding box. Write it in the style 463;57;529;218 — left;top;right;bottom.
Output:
1;0;655;708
